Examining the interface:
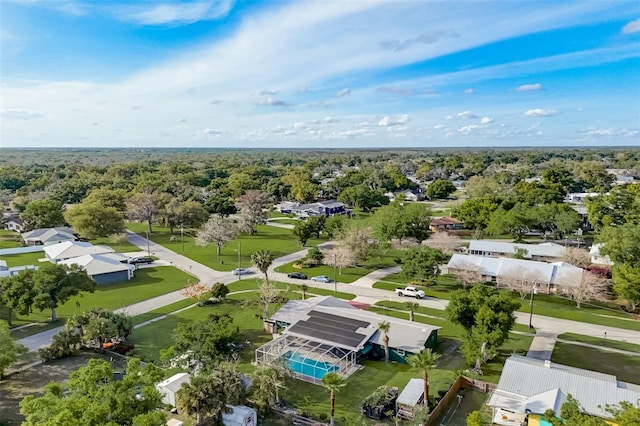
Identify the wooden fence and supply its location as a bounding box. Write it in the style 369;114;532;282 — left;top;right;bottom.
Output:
423;376;496;426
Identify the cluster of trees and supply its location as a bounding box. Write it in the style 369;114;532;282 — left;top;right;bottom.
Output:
20;358;167;426
0;263;96;324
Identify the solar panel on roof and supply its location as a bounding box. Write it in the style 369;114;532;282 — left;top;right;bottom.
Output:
286;309;371;349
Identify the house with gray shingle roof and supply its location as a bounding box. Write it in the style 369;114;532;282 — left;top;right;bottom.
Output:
59;253;134;285
487;355;640;425
21;227;77;246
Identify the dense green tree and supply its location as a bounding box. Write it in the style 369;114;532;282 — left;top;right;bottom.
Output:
324;214;347;239
401;246;448;284
176;200;209;228
205;191;237;217
161;314;239;369
306;215;326;238
374;202;431;243
530;203;581;240
541;164;575;194
574;161;615;192
612;263;640;311
249;363;287;415
338;185;389;212
598;223;640;264
177;364;246;424
513;181;564;205
20;358;166;426
452;197;501;230
322;372;346;426
544;394;607;426
426;179;456;199
585;184;640;231
1;269;38;321
486;203;532;241
606;400;640;426
33;263;96;322
83;188;129;212
38;327;83;361
64;201;125;239
21;198;65;231
0;321;27;378
292;220;314;246
407;349;441;408
447;285;520;368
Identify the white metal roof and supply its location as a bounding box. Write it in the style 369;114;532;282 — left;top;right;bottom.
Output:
488;355;640;418
447;254;584;287
59;254;133;277
468;240;566;258
22;228;76;244
397;378;424;405
44;241;115;261
156;373;190;393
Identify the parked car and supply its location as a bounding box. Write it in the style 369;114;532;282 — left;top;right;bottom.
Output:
232;268;253;276
287;272;308;280
311;275;331;283
128;256;154;265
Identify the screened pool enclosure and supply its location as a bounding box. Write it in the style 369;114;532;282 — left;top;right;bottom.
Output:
255;334;358;384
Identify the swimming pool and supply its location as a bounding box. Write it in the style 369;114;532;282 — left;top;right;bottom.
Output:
284;351;339;380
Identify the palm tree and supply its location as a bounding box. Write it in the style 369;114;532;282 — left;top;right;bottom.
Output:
322;372;346;426
378;321;391;362
300;283;308;300
177;375;212;423
249;364;286;413
405;301;420;322
251;250;275;284
407;349;441;408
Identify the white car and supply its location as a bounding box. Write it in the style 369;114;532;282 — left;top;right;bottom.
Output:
232;268;253;276
311;275;331;283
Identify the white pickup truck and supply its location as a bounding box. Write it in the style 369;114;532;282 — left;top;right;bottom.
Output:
396;286;425;299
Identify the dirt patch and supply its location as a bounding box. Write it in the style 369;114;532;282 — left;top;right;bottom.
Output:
0;352;128;426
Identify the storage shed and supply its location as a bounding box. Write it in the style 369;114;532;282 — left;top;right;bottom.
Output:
222;405;257;426
156;373;190;407
396;378;425;420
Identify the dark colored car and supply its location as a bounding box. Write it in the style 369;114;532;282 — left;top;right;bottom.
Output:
287;272;308;280
128;256;154;265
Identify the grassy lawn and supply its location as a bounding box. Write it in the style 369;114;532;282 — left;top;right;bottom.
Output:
90;236;140;253
0;229;22;248
558;332;640;353
126;222;326;272
275;249;404;284
373;274;640;331
552;342;640;384
1;250;46;267
8;267;193;330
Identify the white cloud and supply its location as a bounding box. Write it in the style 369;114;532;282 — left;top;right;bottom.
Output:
260;89;278;95
323;116;335;123
622;18;640;34
480;116;493;124
258;97;290;107
516;83;543;91
112;1;233;26
585;127;639;137
334;88;351;97
446;111;478;120
177;117;187;122
458;125;478;134
1;108;43;120
464;88;474;95
203;128;224;135
524;108;558;117
378;114;409;126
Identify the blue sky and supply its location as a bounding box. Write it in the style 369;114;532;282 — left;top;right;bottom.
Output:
1;0;639;148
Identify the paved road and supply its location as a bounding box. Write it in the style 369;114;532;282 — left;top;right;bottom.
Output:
18;231;640;354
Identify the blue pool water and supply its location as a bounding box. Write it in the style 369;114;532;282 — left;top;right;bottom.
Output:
284;351;338;380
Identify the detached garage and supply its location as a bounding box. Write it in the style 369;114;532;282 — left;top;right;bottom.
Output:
156;373;191;408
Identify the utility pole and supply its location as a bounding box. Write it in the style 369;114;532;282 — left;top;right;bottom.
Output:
237;240;242;282
145;230;150;257
180;222;184;254
529;285;536;329
333;253;337;293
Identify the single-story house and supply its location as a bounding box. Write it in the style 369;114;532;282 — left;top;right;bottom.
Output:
21;227;77;246
564;192;600;204
487;355;640;425
156;373;191;407
3;214;24;232
384;189;425;202
589;244;613;266
447;254;584;292
468;241;566;261
0;261;38;278
44;241;115;263
429;216;464;232
59;254;134;284
256;296;441;384
275;200;349;218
